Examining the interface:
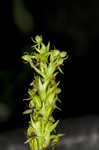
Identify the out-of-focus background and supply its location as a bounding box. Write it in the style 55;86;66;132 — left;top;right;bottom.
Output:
0;0;99;149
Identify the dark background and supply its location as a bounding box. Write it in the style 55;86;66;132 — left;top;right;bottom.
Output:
0;0;98;132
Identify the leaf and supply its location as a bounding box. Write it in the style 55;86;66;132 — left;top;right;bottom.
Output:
40;102;46;115
53;72;58;78
46;105;53;117
49;120;59;132
43;79;50;91
38;77;43;91
29;140;35;150
40;43;46;54
45;121;53;133
33;139;38;150
58;66;64;74
49;116;55;122
46;41;50;52
41;119;45;134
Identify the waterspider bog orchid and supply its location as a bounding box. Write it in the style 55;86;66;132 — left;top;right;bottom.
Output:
22;35;68;150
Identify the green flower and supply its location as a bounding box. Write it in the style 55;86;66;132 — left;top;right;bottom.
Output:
22;35;67;150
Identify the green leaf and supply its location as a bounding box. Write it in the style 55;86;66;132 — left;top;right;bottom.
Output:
45;121;53;133
33;139;38;150
46;105;53;117
58;66;63;74
46;41;50;52
38;77;47;101
38;77;43;91
49;120;59;132
40;43;46;54
49;116;55;122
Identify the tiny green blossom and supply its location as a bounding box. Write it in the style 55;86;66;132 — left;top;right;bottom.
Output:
22;35;68;150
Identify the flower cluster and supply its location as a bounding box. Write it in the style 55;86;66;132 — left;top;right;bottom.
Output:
22;35;68;150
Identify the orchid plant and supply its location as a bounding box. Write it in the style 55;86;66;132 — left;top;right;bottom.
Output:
22;35;68;150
